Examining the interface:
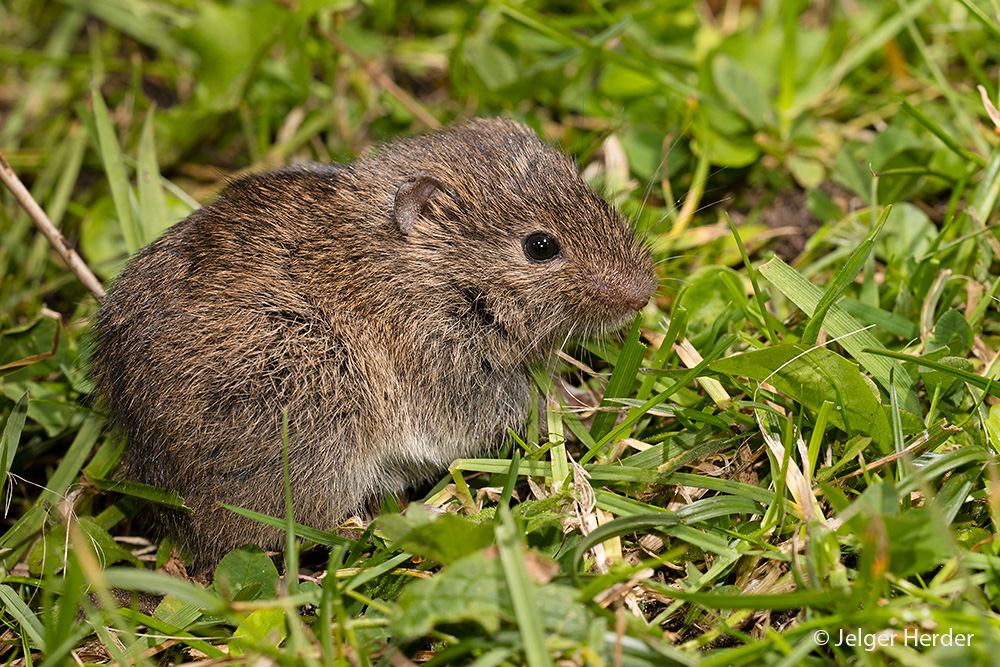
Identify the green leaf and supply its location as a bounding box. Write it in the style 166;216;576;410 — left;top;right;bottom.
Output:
392;544;588;645
712;53;772;129
710;344;893;451
213;546;281;601
676;267;744;333
30;517;139;577
465;40;519;90
987;404;1000;450
379;505;494;565
392;549;503;637
787;154;826;189
231;608;287;656
930;310;974;355
693;125;761;168
175;2;288;112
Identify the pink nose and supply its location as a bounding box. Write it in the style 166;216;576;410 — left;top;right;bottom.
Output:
592;271;657;312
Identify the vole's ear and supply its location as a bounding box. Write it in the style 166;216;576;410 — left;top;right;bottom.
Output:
394;173;453;235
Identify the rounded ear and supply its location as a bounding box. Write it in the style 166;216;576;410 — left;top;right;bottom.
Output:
393;173;453;235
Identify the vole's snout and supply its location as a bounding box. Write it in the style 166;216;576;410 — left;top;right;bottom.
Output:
590;268;658;315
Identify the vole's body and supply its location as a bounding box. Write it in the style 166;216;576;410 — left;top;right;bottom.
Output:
91;118;656;567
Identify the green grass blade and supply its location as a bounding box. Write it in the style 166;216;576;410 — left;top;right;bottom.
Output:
896;447;989;496
727;213;778;343
137;106;169;241
40;414;102;504
90;84;142;254
102;567;231;613
589;314;646;442
0;11;85;148
674;495;764;523
572;513;678;579
0;391;28;499
899;99;987;168
955;0;1000;40
965;144;1000;232
759;257;920;415
838;297;919;339
587;334;738;458
864;348;1000;400
643;581;837;610
680;471;777;504
220;503;355;548
495;507;553;667
88;476;188;508
802;205;890;345
59;0;182;55
545;392;569;488
47;124;88;228
0;584;47;653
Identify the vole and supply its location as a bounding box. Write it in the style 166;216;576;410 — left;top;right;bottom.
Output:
90;118;657;568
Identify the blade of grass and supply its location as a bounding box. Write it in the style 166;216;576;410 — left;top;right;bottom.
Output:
837;297;919;339
495;507;553;667
40;414;103;504
90;84;142;254
955;0;1000;39
136;106;168;240
585;334;738;461
727;213;778;344
545;393;568;490
117;608;226;659
899;99;987;168
0;11;85;148
864;348;1000;400
221;504;355;548
897;447;989;496
102;567;229;614
0;391;28;499
87;476;187;508
589;314;646;442
802;205;891;345
759;257;920;415
642;581;837;610
0;585;47;653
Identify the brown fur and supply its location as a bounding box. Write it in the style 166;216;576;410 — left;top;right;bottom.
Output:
90;118;656;568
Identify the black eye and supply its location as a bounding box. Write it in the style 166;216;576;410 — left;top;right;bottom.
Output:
523;232;560;262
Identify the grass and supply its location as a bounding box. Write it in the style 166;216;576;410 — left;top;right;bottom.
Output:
2;0;1000;665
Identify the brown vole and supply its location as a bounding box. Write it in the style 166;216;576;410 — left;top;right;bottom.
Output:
91;118;657;567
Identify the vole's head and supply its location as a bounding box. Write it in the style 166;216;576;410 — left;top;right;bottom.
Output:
369;118;657;362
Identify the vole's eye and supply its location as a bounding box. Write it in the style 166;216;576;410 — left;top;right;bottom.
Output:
523;232;560;262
